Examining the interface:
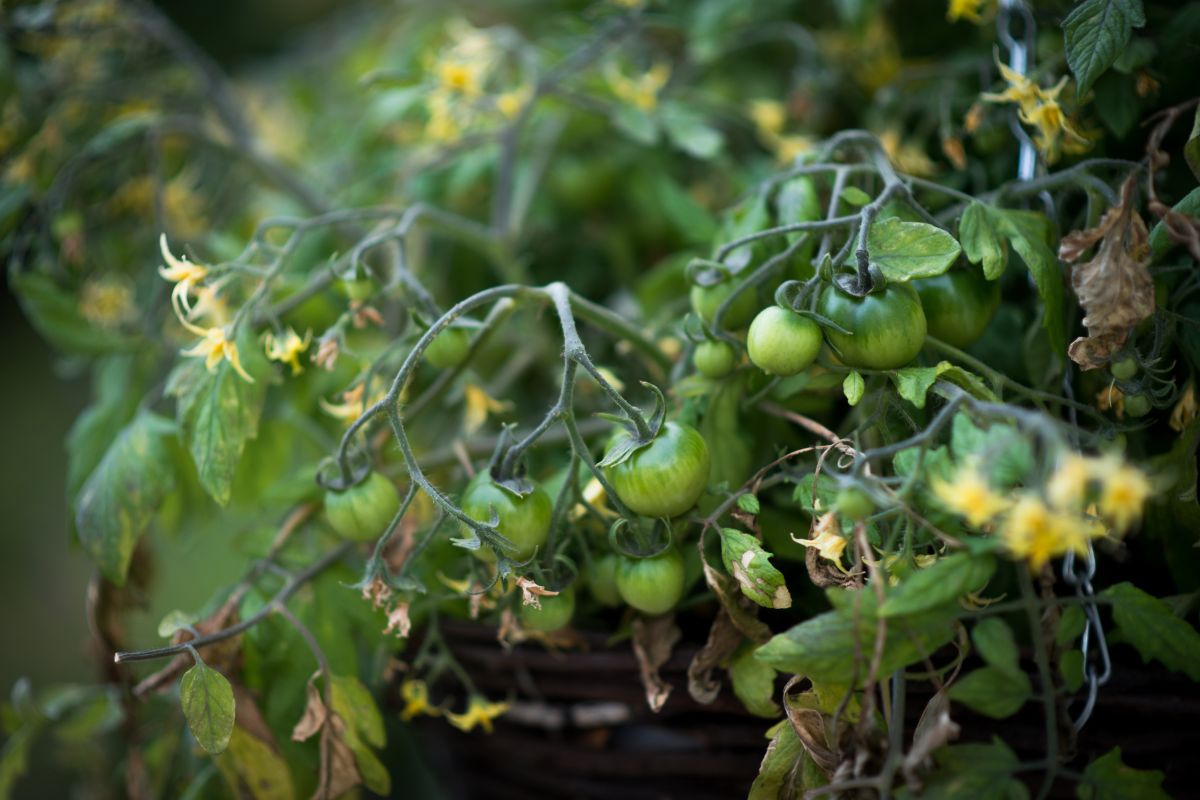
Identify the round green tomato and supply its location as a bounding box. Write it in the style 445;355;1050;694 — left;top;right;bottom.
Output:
340;277;376;303
519;585;576;632
324;472;401;542
589;553;623;607
460;473;553;562
914;270;1000;349
694;340;736;378
690;279;758;329
424;327;471;370
604;421;711;519
617;548;685;615
818;282;927;370
746;306;822;376
836;488;874;522
1110;357;1138;381
1123;393;1151;418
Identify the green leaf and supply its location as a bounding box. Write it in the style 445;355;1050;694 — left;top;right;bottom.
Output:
1077;747;1168;800
330;675;385;750
893;444;955;485
1063;0;1147;96
157;610;197;639
612;104;658;145
948;666;1031;718
9;271;139;356
737;493;761;515
1060;649;1086;692
65;354;147;502
1149;186;1200;261
950;412;1034;487
719;528;792;609
880;552;996;618
729;645;780;718
215;727;295;800
843;371;865;406
75;411;178;583
661;103;723;159
168;342;269;506
0;723;37;800
718;188;774;271
748;722;804;800
180;663;236;755
1056;605;1088;646
1093;71;1141;138
934;364;1000;403
971;618;1020;675
891;363;952;408
959;202;1008;280
867;217;961;282
989;208;1066;358
907;738;1028;800
1103;582;1200;679
1186;105;1200;183
840;186;872;208
756;589;956;684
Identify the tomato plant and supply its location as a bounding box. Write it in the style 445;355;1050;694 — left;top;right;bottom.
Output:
603;421;711;519
691;277;758;329
423;326;472;369
746;305;823;376
325;471;402;542
616;548;686;616
460;472;553;562
518;585;575;632
914;269;1000;348
818;281;928;370
693;339;736;378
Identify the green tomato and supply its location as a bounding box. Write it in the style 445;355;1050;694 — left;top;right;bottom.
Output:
460;473;553;562
836;488;875;522
340;277;376;302
1110;357;1138;381
746;306;823;376
818;282;927;370
604;421;711;518
519;585;576;632
424;327;471;370
324;472;402;543
617;548;686;615
690;278;758;329
914;270;1000;349
1123;393;1151;418
694;340;736;378
589;553;623;607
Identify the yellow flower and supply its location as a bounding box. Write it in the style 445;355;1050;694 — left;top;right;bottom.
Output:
463;383;513;434
877;129;938;177
606;61;670;112
1046;454;1092;511
179;326;254;382
158;234;208;315
981;65;1087;162
1170;383;1197;432
947;0;990;24
1093;457;1151;533
932;466;1009;527
400;680;441;721
1002;494;1088;571
792;512;847;563
446;695;510;733
748;99;787;137
321;381;386;425
264;327;312;375
79;277;136;330
437;60;482;96
982;62;1043;118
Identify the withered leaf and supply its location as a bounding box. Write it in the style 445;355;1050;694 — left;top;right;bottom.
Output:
631;614;681;712
291;673;327;743
312;715;361;800
1059;175;1155;369
701;558;772;643
902;690;960;788
686;608;742;705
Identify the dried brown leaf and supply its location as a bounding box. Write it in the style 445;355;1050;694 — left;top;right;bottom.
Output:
701;557;772;643
902;690;960;788
782;676;840;776
1060;176;1155;369
686;608;742;705
631;614;681;712
312;715;361;800
292;673;328;743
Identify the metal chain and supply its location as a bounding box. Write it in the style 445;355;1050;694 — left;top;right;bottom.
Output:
996;0;1110;733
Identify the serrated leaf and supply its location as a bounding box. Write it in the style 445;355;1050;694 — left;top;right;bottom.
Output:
75;411;178;583
180;663;235;755
1063;0;1147;96
748;721;805;800
719;528;791;609
891;363;951;408
948;666;1031;718
1077;747;1168;800
729;645;780;718
168;342;269;506
960;203;1008;280
880;552;996;618
737;493;761;515
990;208;1067;358
971;618;1020;675
843;371;865;406
1103;582;1200;679
867;217;961;282
756;589;956;684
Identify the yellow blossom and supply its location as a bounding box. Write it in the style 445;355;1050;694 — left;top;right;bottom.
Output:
321;381;385;425
877;129;938;178
792;512;847;563
179;326;255;382
437;60;483;96
982;62;1043;117
1046;454;1092;511
158;234;208;315
748;99;787;137
495;88;530;119
981;64;1087;162
932;466;1010;527
264;327;312;375
1170;383;1197;432
400;680;441;721
606;61;670;112
464;383;513;434
446;695;510;733
79;277;136;330
1002;494;1088;571
1093;457;1151;533
1096;384;1125;417
947;0;990;24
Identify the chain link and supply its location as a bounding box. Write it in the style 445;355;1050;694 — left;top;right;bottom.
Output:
995;0;1111;734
